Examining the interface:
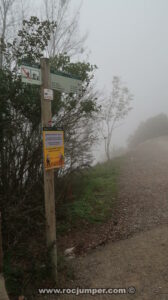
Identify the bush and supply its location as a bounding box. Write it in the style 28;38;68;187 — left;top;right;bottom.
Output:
128;113;168;148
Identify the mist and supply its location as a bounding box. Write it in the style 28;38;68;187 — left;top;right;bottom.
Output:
17;0;168;162
75;0;168;160
2;1;168;297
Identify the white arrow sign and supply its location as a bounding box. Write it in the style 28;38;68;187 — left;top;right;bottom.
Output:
21;65;41;85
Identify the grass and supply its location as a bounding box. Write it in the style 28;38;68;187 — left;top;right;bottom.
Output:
4;245;54;298
3;157;122;298
57;157;122;234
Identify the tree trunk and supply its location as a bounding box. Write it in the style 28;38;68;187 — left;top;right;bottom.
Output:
0;274;9;300
0;213;9;300
106;140;111;161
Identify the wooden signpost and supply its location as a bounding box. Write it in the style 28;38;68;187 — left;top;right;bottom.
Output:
20;58;82;282
0;212;10;300
40;58;57;281
0;212;3;274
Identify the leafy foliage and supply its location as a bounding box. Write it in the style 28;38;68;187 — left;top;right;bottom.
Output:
128;113;168;148
4;16;56;67
0;16;99;296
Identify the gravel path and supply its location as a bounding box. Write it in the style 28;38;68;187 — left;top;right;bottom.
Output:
114;136;168;238
57;136;168;300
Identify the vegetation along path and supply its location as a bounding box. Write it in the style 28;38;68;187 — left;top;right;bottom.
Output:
59;136;168;300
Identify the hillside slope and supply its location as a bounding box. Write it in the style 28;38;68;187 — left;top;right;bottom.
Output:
59;136;168;300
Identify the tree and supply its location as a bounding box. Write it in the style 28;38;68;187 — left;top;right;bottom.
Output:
0;0;15;67
0;17;99;293
43;0;87;57
99;76;133;161
0;0;31;68
128;113;168;148
0;0;15;40
0;213;9;300
4;16;57;68
0;276;9;300
0;0;30;39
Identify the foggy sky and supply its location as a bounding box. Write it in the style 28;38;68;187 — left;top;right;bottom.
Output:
30;0;168;160
72;0;168;149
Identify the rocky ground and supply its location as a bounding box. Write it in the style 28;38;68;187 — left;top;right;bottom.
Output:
59;136;168;253
57;136;168;300
37;136;168;300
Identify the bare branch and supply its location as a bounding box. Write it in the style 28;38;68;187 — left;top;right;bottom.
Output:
99;76;133;160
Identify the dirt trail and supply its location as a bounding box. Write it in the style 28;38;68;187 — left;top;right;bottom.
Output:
59;137;168;300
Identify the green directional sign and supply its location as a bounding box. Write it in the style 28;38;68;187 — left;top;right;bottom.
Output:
20;62;82;93
50;69;82;94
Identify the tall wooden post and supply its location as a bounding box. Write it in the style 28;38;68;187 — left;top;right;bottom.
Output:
0;37;3;69
40;58;57;281
0;212;9;300
0;212;3;273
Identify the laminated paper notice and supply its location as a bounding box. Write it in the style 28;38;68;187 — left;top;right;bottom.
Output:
43;128;64;170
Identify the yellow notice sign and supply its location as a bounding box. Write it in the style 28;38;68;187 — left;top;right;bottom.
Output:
43;128;64;170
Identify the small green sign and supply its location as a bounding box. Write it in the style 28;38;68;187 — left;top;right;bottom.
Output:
51;71;82;93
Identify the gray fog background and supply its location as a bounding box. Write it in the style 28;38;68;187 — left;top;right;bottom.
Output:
72;0;168;150
31;0;168;160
